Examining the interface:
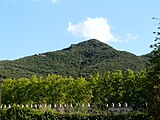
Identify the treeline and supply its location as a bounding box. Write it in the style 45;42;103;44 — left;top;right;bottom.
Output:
0;39;147;79
2;69;148;106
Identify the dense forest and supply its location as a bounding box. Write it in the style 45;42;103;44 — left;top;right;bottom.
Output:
0;39;148;79
2;69;147;106
1;70;151;119
0;39;160;119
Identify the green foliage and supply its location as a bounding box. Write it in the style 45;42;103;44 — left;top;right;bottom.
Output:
0;69;152;119
2;70;148;106
0;39;148;79
145;17;160;120
1;106;150;120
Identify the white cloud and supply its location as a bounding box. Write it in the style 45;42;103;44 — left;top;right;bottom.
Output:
126;33;138;40
114;33;139;43
67;17;117;43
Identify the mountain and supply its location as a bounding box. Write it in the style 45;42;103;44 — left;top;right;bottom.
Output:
0;39;148;79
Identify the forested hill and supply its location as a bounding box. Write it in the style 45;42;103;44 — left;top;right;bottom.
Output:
0;39;148;79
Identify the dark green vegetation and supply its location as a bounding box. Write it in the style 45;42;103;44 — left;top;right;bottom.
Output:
0;39;148;79
1;70;150;119
2;70;147;106
145;17;160;120
0;39;157;119
1;106;150;120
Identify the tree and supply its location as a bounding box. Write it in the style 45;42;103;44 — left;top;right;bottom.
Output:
123;69;136;103
109;70;124;103
147;17;160;120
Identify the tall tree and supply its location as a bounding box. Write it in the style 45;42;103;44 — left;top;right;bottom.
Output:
147;17;160;120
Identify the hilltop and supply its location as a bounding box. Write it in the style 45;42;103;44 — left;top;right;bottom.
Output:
0;39;148;78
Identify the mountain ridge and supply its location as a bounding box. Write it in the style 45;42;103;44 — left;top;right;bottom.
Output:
0;39;148;78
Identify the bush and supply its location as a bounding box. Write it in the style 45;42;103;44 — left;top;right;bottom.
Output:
0;106;150;120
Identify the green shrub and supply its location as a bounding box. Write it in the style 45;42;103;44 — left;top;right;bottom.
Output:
0;106;150;120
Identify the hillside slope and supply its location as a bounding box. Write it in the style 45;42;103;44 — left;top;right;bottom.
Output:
0;39;148;78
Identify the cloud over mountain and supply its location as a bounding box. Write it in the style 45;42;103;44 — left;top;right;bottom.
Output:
67;17;117;43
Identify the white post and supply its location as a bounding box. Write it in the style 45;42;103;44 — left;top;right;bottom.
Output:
145;102;148;107
54;104;56;108
70;104;73;108
118;103;121;107
125;102;128;107
112;103;115;107
26;104;28;108
21;104;24;108
39;104;42;108
48;104;51;108
88;103;90;108
4;105;6;109
106;104;108;107
35;104;37;109
44;104;47;108
64;104;67;108
8;104;11;108
82;103;84;107
59;104;61;108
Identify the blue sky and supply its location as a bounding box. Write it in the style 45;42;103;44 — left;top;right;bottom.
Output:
0;0;159;60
